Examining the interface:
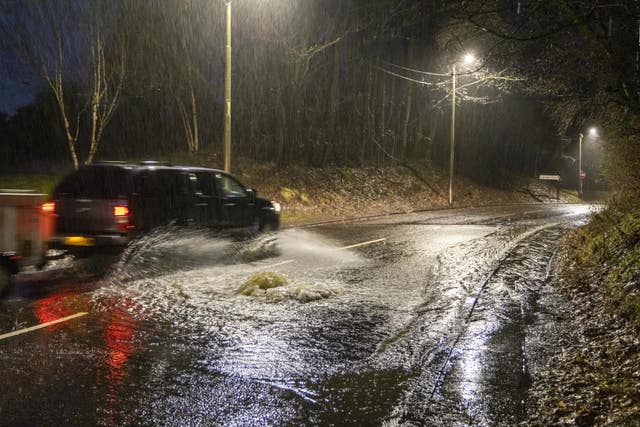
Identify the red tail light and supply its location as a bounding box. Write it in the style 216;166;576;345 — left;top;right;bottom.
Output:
42;202;56;213
114;206;129;217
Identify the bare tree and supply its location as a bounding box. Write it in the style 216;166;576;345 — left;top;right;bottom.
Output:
1;1;125;169
175;72;200;156
41;29;81;169
86;29;125;165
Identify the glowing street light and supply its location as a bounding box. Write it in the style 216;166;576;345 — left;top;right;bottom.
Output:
578;127;599;199
463;53;476;65
449;52;477;205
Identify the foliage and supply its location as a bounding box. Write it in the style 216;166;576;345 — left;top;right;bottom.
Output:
438;0;640;191
0;173;63;195
566;192;640;326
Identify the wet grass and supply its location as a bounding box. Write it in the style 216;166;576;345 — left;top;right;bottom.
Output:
0;173;62;195
565;191;640;328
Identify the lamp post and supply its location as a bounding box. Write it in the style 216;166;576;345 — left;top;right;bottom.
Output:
578;132;584;199
578;127;598;200
448;63;456;205
224;0;232;172
448;53;476;205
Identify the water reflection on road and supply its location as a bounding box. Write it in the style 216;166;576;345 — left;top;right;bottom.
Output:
0;204;594;425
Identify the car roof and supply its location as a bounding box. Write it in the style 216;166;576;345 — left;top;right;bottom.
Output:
87;161;226;175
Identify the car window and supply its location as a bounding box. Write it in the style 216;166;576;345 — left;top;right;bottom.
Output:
54;167;131;199
134;170;191;198
196;172;217;196
133;171;158;197
215;173;246;198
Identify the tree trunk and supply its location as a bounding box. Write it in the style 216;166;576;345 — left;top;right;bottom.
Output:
329;46;341;163
191;85;199;153
401;89;412;160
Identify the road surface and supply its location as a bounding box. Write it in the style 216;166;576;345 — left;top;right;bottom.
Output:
0;203;594;426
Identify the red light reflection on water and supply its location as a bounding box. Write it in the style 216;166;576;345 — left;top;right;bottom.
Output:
104;309;136;383
32;291;88;332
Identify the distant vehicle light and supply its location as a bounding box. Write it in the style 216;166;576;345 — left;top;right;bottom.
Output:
114;206;129;217
272;202;281;213
42;202;56;213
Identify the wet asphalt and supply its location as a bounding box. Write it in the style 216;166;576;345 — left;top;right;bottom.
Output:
0;203;595;426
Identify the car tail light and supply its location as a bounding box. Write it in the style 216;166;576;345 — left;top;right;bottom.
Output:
114;205;134;231
42;201;56;213
114;206;129;217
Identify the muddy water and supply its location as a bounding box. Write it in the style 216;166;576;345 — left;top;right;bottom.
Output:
0;205;594;426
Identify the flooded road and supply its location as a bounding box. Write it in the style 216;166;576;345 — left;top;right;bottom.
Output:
0;204;594;426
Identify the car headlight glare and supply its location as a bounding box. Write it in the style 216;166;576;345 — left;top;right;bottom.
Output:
271;201;281;213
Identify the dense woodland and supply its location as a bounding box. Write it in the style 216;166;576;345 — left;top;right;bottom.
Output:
0;0;637;192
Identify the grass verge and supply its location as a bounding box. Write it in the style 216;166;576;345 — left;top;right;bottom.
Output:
564;191;640;327
0;174;63;195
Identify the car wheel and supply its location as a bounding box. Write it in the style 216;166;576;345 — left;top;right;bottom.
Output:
260;221;274;233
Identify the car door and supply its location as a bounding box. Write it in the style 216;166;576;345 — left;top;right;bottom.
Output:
194;172;222;227
213;173;254;227
132;170;194;229
131;170;163;231
167;171;196;226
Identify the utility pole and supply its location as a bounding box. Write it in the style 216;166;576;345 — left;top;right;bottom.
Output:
578;132;584;199
449;64;456;205
224;0;232;172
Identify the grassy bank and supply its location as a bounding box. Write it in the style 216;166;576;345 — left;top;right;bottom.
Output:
0;174;64;195
232;161;578;224
564;192;640;327
527;195;640;425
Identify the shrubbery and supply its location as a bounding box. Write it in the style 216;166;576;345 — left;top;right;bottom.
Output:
566;192;640;326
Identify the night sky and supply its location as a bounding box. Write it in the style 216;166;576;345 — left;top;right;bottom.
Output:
0;14;40;115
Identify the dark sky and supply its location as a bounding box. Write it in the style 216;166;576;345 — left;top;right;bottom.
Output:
0;63;40;115
0;4;41;115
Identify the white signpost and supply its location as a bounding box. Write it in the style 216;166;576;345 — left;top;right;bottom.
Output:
538;175;561;200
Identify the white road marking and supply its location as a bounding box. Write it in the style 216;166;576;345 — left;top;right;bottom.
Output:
257;237;388;270
0;312;89;341
340;238;387;250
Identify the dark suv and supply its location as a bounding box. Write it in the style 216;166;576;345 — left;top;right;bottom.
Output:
47;161;280;254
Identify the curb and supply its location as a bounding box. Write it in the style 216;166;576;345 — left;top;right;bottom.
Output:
282;201;586;230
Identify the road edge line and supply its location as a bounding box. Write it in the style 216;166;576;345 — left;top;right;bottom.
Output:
0;312;89;341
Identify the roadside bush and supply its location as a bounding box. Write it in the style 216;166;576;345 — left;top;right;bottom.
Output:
603;135;640;193
566;191;640;327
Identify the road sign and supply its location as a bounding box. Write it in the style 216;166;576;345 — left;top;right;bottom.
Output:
539;175;561;181
580;171;586;179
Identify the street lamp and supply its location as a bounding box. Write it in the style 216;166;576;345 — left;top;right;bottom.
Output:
224;0;232;172
449;52;476;205
578;127;598;199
